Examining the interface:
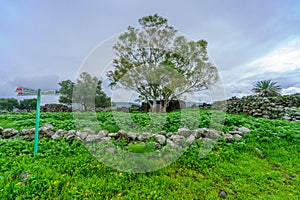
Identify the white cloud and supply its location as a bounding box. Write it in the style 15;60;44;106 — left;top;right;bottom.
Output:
282;86;300;95
248;37;300;72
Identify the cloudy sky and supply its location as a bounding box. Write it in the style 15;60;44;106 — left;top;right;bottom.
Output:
1;0;300;103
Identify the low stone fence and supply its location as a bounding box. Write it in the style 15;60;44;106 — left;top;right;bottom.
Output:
0;124;251;149
211;94;300;121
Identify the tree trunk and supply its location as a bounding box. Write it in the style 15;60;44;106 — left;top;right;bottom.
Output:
151;100;158;112
162;99;169;113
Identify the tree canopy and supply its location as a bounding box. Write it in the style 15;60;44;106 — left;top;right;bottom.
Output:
58;80;74;105
17;98;37;112
107;14;218;112
0;98;18;112
59;72;111;111
252;80;281;97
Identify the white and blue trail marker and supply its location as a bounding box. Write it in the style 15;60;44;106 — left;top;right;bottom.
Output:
15;87;60;156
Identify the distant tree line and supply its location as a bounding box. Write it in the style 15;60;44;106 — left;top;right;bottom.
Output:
0;98;36;112
58;72;111;111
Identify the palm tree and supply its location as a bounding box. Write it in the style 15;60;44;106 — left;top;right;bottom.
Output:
252;80;281;97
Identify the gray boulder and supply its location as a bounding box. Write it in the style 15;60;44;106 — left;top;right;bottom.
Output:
233;134;242;141
20;128;35;136
19;128;35;140
194;128;210;138
177;127;192;137
2;128;19;138
52;129;67;139
238;127;251;134
98;130;108;138
201;137;213;142
101;137;112;141
127;132;139;140
205;130;222;139
39;124;55;137
108;132;118;138
138;132;151;141
66;130;77;140
166;132;173;138
85;134;105;142
166;139;180;149
228;130;243;135
185;134;195;146
170;135;185;146
153;134;166;145
223;133;234;142
76;131;89;140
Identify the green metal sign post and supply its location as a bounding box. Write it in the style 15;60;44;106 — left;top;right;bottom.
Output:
33;89;41;156
15;87;60;156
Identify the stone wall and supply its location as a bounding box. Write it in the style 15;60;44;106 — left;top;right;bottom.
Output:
0;124;251;149
41;104;72;112
212;93;300;121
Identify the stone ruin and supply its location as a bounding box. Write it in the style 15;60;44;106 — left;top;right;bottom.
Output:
0;124;251;150
41;104;72;112
206;94;300;121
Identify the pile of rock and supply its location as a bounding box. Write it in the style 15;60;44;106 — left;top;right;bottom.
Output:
0;124;251;149
212;94;300;121
41;104;72;112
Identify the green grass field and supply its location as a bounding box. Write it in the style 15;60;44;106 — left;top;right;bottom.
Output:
0;110;299;199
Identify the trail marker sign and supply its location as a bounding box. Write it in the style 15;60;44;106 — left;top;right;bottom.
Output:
15;87;60;156
15;87;60;96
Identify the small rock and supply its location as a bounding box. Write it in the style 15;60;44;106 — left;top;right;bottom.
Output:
285;174;295;179
2;128;19;138
166;132;173;138
19;128;35;140
117;129;127;135
205;130;222;139
20;172;30;185
218;190;228;199
66;134;76;140
272;165;280;169
0;127;3;135
233;134;242;141
39;124;55;137
97;130;108;138
166;139;180;149
67;130;77;135
177;127;192;137
101;137;111;141
201;137;212;142
85;134;105;142
185;134;195;146
20;128;35;136
255;147;262;153
159;131;167;136
76;131;89;140
238;127;251;134
170;135;185;146
153;134;166;145
153;142;161;149
138;132;151;141
108;132;119;138
228;130;243;135
222;134;233;142
194;128;209;138
127;132;139;140
52;129;67;139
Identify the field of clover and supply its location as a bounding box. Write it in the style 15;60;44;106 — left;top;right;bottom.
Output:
0;109;300;199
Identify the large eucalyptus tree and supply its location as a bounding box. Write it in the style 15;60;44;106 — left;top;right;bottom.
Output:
107;14;218;112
